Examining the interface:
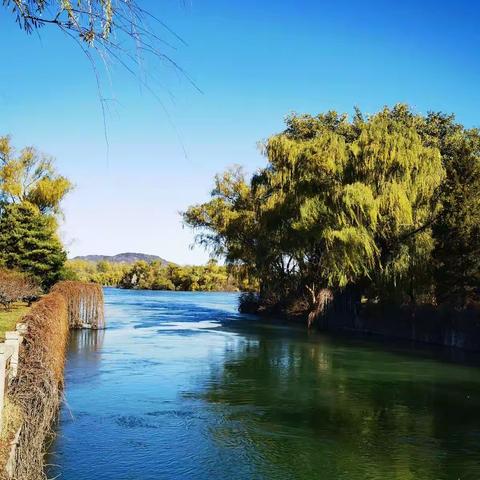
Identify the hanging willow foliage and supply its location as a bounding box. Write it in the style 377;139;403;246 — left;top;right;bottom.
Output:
184;105;451;320
3;0;198;98
7;292;69;480
51;281;105;329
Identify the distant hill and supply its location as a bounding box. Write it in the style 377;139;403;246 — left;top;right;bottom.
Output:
72;252;170;265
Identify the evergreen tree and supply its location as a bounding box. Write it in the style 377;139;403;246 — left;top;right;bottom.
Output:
0;203;67;288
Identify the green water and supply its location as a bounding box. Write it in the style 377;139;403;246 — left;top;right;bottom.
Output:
48;289;480;480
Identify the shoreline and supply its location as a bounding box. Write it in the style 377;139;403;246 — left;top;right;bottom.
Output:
242;299;480;353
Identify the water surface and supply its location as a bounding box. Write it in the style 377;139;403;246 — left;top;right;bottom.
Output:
49;288;480;480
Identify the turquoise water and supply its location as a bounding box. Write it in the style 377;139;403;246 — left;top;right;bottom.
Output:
48;288;480;480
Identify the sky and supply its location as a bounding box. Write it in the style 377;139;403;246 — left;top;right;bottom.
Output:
0;0;479;264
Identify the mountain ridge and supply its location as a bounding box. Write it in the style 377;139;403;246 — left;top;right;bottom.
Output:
72;252;170;265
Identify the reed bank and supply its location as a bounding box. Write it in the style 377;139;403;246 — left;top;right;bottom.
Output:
0;281;104;480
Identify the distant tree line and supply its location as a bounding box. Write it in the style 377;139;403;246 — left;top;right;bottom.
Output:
184;105;480;323
65;259;256;292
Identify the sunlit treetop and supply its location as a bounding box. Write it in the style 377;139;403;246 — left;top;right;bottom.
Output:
0;135;72;215
184;105;448;302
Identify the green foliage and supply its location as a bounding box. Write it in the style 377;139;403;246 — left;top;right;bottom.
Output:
428;117;480;305
0;136;71;289
367;105;480;305
64;259;130;286
65;258;254;292
185;104;480;317
0;203;67;288
119;259;252;291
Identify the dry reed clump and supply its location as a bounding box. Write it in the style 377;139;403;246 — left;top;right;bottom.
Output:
0;399;23;444
0;398;23;480
7;292;69;480
51;281;105;329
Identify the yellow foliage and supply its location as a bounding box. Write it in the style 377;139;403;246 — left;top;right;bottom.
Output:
0;136;72;214
184;105;447;303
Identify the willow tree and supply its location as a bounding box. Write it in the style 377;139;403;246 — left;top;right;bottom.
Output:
183;166;262;288
0;135;72;214
349;112;445;303
253;110;444;308
377;106;480;306
4;1;194;98
184;105;446;320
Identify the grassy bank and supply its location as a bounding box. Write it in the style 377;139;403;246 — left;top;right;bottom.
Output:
0;303;30;341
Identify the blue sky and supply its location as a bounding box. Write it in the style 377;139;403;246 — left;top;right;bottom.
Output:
1;0;479;264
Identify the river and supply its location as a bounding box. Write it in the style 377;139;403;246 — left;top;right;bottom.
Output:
47;288;480;480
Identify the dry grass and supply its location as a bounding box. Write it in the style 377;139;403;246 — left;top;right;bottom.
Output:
0;399;23;444
0;399;23;480
7;292;69;480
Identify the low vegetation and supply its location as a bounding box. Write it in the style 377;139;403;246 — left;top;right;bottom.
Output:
0;269;40;310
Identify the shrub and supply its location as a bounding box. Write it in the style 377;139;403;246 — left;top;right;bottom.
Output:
0;269;41;309
239;292;261;313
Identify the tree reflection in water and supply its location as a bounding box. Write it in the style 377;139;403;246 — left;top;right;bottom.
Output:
193;334;480;480
68;329;105;356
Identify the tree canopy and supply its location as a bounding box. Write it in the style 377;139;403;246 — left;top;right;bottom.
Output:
0;135;72;215
0;203;67;288
0;136;71;288
65;258;256;292
184;105;480;320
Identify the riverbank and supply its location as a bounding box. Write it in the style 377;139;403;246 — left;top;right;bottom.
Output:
243;295;480;352
310;298;480;351
0;282;105;480
6;292;69;480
